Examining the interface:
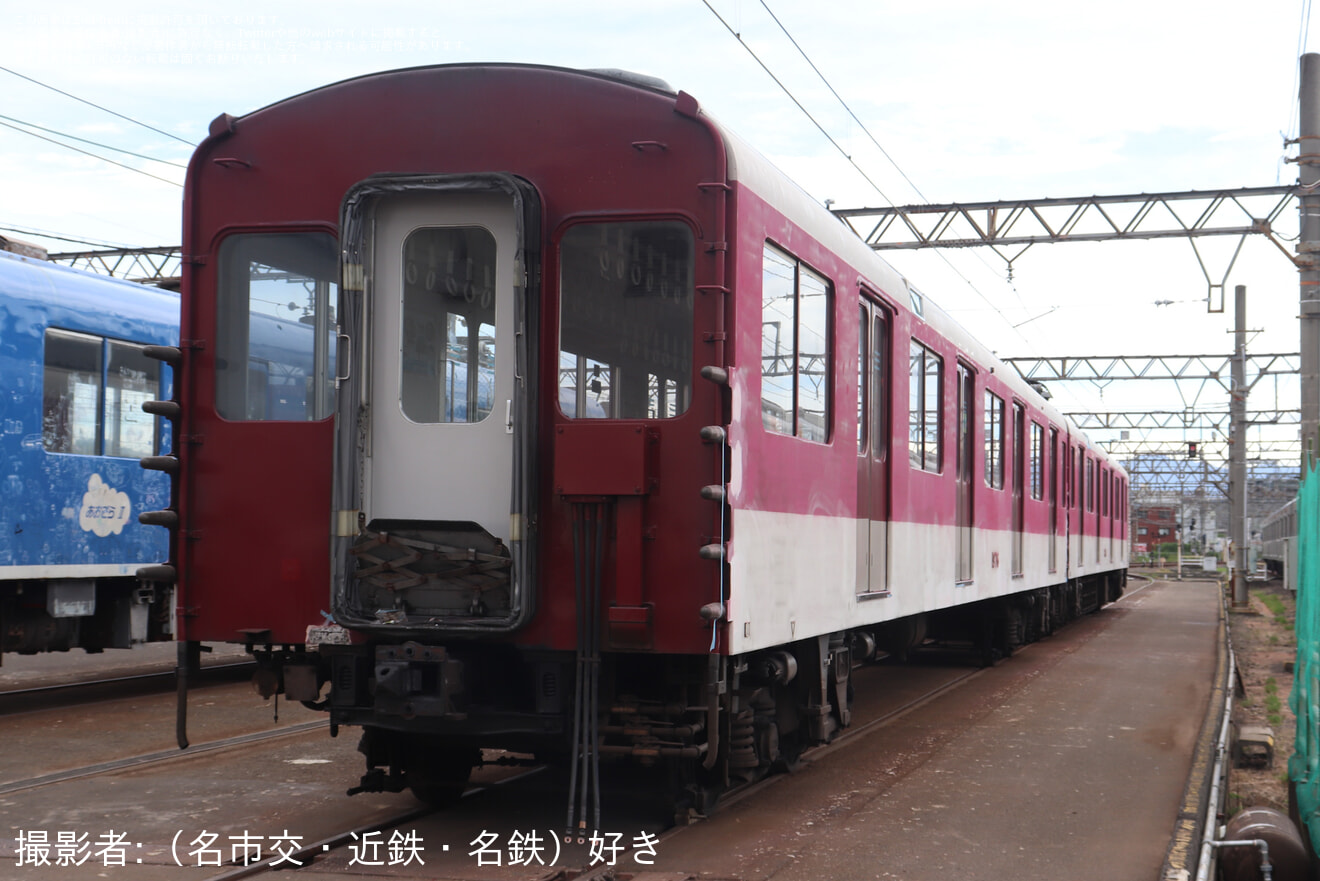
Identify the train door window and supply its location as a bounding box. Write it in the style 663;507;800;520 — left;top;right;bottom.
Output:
857;304;868;453
1086;457;1095;512
872;311;888;461
1030;421;1044;501
559;221;694;419
400;227;497;423
215;232;339;421
761;244;831;441
984;390;1004;489
908;340;942;471
104;341;160;458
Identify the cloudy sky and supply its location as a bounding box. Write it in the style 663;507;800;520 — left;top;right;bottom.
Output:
0;0;1313;453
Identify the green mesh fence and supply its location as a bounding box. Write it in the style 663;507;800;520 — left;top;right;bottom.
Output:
1290;464;1320;853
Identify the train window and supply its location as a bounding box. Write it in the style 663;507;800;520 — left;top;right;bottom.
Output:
400;226;497;424
215;232;339;422
857;305;868;452
761;244;831;442
559;221;694;419
908;340;942;471
42;330;160;458
871;311;888;462
984;390;1004;488
43;330;101;455
1030;422;1044;501
1086;457;1095;513
104;341;160;458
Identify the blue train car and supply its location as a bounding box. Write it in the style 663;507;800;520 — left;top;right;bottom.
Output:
0;250;178;653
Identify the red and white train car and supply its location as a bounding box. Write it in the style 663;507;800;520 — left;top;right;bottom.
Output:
142;64;1127;819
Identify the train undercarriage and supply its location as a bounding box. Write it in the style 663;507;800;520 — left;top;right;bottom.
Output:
252;570;1125;823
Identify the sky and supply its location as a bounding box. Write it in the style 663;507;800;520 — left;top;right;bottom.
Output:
0;0;1314;472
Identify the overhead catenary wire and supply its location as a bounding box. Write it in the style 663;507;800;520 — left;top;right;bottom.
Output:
0;118;183;190
0;114;187;169
0;224;135;250
701;0;1069;404
0;64;192;146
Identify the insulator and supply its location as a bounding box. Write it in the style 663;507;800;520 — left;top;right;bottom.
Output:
139;509;179;528
143;400;181;420
699;365;729;386
137;564;177;583
699;425;726;443
140;455;179;474
143;345;182;366
700;484;726;502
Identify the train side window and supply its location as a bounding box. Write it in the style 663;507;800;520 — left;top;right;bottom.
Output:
761;244;831;441
43;330;160;458
43;330;102;455
1030;421;1044;500
104;341;160;458
559;221;694;419
908;340;942;471
984;390;1004;488
215;232;339;422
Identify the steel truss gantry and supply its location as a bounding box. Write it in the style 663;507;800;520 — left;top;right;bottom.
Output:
47;246;183;285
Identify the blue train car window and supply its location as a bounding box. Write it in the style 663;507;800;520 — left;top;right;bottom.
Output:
105;341;160;458
558;220;694;420
42;329;160;457
400;227;497;424
43;330;101;454
215;232;338;421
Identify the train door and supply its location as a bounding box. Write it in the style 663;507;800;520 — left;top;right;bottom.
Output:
371;192;513;530
1049;427;1059;572
955;362;974;582
332;182;535;632
857;296;890;595
1011;401;1025;575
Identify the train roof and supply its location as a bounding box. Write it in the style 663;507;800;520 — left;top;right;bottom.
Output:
216;62;1118;476
707;106;1116;472
0;250;179;345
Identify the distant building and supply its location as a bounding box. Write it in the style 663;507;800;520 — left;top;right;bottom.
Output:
0;235;47;260
1134;505;1178;545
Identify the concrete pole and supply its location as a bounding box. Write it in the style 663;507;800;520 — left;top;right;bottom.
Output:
1299;53;1320;476
1232;284;1248;606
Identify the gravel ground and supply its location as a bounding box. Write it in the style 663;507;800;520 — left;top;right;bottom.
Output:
1226;577;1297;816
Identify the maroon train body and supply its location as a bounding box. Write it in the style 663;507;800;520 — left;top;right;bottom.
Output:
141;65;1128;820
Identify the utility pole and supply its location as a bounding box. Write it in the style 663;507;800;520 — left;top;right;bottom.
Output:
1231;284;1249;606
1300;53;1320;475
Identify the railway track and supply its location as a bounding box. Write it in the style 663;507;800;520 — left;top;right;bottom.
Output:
182;659;992;880
0;718;327;796
0;660;256;717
